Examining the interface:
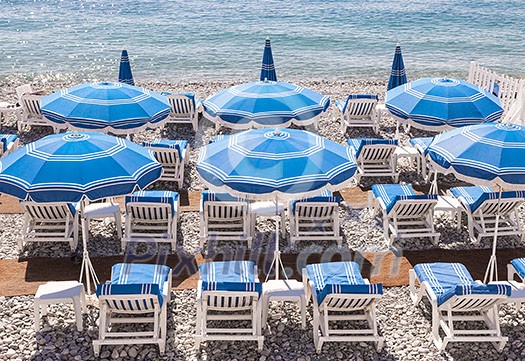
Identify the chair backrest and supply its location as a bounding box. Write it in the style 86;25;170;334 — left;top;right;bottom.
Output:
294;202;338;219
127;202;173;221
322;292;381;311
203;201;248;221
148;147;181;167
475;197;524;218
99;293;161;312
20;94;43;117
443;293;505;312
468;61;525;114
345;98;378;119
16;84;32;101
390;198;437;218
358;144;397;163
22;202;73;221
166;94;195;118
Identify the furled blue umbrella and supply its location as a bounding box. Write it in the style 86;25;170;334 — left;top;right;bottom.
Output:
386;78;504;132
387;43;407;91
0;131;162;292
260;36;277;82
203;81;330;129
426;122;525;281
41;82;170;135
118;49;134;86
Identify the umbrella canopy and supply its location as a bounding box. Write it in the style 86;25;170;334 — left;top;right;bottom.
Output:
426;122;525;281
196;128;357;200
118;49;135;85
0;131;162;203
41;82;170;135
260;36;277;82
386;78;503;132
203;81;330;129
387;43;407;91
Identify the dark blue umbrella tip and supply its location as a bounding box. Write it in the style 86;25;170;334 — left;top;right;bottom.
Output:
260;36;277;82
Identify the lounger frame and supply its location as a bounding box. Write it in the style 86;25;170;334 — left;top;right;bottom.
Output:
146;145;189;188
355;144;399;182
409;269;507;351
337;98;381;134
165;94;199;131
289;202;342;246
16;84;56;132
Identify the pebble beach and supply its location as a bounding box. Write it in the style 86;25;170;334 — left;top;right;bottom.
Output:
0;78;524;361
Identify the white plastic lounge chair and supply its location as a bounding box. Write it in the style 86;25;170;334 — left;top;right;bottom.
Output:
199;191;252;248
347;138;399;182
369;184;439;246
449;186;525;243
163;92;202;131
303;261;384;353
15;84;55;132
506;258;525;309
93;263;172;356
142;140;189;188
335;94;381;134
0;134;19;157
409;262;510;351
18;202;79;251
289;190;342;246
122;190;179;250
195;260;264;351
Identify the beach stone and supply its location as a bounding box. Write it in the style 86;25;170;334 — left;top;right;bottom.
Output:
128;347;138;358
111;349;119;359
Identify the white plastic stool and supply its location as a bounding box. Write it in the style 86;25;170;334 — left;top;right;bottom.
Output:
251;201;286;237
262;279;306;329
34;281;86;331
82;200;122;240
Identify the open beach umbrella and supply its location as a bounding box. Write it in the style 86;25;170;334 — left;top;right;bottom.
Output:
426;122;525;281
118;49;135;85
386;78;504;132
387;43;407;91
203;81;330;129
197;128;357;278
0;132;162;292
260;36;277;82
41;82;170;135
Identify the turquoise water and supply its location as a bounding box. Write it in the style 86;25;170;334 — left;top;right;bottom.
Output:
1;0;524;83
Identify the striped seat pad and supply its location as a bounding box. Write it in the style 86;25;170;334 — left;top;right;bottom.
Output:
96;263;171;307
125;190;178;215
511;258;525;280
371;184;437;214
141;139;189;160
346;137;398;159
200;260;262;295
306;261;382;304
336;94;378;114
450;186;525;213
409;137;433;155
414;262;510;306
289;189;340;213
0;134;18;153
200;190;248;212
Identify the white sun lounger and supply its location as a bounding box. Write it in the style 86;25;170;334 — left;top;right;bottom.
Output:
163;92;202;131
335;94;381;134
347;138;399;182
16;84;56;132
142;140;189;188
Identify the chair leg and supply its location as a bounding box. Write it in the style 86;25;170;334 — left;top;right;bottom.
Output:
73;296;83;331
114;211;123;240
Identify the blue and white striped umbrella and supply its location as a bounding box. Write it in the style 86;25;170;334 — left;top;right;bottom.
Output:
427;122;525;190
41;82;170;135
260;36;277;82
196;128;357;200
386;78;503;132
387;43;407;91
203;81;330;129
0;132;162;203
118;49;135;85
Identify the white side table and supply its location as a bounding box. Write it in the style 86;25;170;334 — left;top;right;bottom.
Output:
394;145;422;172
82;200;122;240
0;102;22;127
262;279;306;329
250;200;286;237
34;281;86;331
435;195;463;228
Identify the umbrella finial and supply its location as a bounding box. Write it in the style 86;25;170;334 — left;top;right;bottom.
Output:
266;35;270;40
264;77;269;83
275;128;280;135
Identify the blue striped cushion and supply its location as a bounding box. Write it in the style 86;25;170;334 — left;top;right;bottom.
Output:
409;137;433;155
371;184;437;214
450;186;525;213
0;134;18;153
347;138;398;159
336;94;378;114
289;189;340;213
142;139;189;160
200;260;262;295
306;261;382;304
511;258;525;280
200;190;247;212
125;190;178;215
414;263;510;306
96;263;172;306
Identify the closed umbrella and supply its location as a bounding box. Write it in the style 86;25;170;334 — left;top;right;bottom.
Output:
118;49;134;86
387;43;407;91
260;36;277;82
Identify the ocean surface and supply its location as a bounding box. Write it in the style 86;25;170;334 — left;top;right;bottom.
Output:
1;0;524;83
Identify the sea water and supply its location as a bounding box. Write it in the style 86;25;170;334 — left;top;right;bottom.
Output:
1;0;524;83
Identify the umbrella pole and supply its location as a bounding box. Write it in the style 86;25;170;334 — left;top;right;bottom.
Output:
483;185;502;283
265;195;287;282
78;201;100;294
430;170;438;195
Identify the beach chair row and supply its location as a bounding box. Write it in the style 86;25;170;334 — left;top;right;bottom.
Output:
84;258;525;356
